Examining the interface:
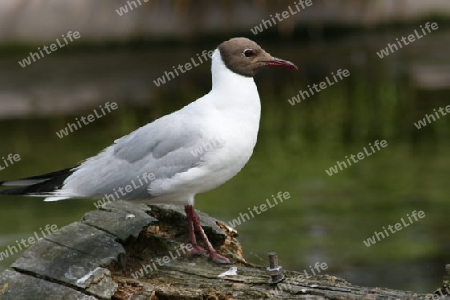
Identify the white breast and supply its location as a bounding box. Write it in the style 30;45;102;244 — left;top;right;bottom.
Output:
148;50;262;202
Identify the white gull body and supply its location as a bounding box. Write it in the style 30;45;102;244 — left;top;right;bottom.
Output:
45;49;261;204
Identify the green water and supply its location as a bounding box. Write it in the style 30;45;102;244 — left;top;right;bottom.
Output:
0;32;449;293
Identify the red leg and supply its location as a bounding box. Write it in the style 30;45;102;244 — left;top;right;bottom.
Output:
184;205;206;255
187;205;231;264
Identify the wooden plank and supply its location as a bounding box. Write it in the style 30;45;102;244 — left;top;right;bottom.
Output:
2;202;158;299
0;269;97;300
45;222;125;267
12;239;117;299
82;202;156;242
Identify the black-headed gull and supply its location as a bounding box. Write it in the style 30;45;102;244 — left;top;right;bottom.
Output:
0;37;297;264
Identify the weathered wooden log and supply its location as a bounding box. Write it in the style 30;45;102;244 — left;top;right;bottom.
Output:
0;201;444;299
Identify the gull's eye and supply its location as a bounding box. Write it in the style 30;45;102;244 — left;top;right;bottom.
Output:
243;49;255;58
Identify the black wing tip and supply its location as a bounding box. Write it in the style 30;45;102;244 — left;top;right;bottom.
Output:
0;187;28;195
0;166;78;196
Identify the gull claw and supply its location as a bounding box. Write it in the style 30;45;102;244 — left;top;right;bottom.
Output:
210;252;231;264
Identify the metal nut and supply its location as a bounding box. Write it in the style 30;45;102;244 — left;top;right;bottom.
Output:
267;252;285;284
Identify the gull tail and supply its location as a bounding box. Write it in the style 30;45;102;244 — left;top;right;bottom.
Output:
0;166;78;201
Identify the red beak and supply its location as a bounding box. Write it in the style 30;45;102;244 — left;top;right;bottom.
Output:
265;57;298;70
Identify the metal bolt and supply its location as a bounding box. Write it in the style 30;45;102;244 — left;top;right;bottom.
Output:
266;252;285;284
444;264;450;288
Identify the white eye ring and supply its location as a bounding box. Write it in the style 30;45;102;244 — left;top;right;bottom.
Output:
242;49;255;57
